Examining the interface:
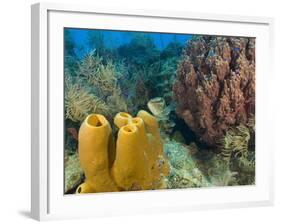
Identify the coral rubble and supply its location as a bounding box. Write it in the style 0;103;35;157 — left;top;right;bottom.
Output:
164;141;211;188
173;36;255;146
164;139;253;188
64;151;83;193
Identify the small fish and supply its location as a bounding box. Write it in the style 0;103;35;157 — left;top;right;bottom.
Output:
208;49;215;57
233;47;240;52
67;127;78;141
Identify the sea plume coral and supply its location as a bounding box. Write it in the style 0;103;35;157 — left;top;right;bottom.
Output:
75;51;128;118
173;36;255;146
220;124;251;162
219;123;255;185
65;77;109;122
77;52;119;96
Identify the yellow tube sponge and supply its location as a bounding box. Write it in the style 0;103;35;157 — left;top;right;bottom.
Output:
137;110;170;184
112;111;169;190
114;112;132;128
76;114;118;193
76;111;170;194
112;124;151;190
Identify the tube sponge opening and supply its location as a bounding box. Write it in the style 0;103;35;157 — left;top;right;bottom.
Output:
119;112;131;118
122;125;137;133
76;182;94;194
131;117;142;125
86;114;106;127
114;112;132;128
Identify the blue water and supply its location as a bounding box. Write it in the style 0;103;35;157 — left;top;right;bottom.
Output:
66;28;192;58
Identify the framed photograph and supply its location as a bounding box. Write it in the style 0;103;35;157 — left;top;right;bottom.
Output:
31;2;274;221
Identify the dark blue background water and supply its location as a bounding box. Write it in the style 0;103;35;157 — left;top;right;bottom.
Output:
66;28;192;58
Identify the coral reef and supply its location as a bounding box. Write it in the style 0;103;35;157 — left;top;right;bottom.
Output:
117;34;160;69
116;35;162;112
76;110;169;194
173;36;255;146
64;29;256;193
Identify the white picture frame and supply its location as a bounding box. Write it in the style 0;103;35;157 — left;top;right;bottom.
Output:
31;2;275;221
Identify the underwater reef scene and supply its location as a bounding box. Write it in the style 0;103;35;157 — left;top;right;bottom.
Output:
64;28;255;194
